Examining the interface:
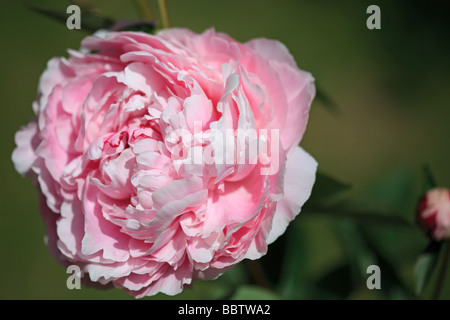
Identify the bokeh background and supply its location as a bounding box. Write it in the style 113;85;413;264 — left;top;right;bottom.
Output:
1;0;449;299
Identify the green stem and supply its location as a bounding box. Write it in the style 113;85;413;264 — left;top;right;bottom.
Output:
133;0;154;22
71;0;94;11
244;260;271;289
432;242;450;300
157;0;170;29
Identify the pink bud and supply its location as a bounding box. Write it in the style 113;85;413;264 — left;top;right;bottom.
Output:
417;188;450;241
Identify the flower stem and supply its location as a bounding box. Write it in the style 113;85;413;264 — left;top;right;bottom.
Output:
133;0;154;22
72;0;95;11
244;260;271;289
432;242;450;300
157;0;170;29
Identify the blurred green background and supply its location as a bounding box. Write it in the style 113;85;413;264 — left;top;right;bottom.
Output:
1;0;449;299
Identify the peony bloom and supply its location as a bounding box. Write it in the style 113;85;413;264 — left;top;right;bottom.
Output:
12;28;317;297
417;188;450;241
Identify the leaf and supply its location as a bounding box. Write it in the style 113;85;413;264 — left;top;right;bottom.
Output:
362;227;417;299
230;285;279;300
335;221;377;282
275;223;309;299
366;167;418;223
108;19;157;33
304;172;351;209
422;165;437;194
304;196;410;227
305;168;419;227
414;240;443;296
315;83;339;113
314;172;351;198
26;3;115;32
335;221;416;299
313;264;354;299
116;22;156;33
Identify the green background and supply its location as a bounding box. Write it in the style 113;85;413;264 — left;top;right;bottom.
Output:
0;0;449;299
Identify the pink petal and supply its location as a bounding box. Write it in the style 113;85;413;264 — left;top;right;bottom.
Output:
11;121;39;175
266;146;317;244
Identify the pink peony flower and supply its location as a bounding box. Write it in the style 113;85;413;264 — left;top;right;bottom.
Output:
12;28;317;297
417;188;450;241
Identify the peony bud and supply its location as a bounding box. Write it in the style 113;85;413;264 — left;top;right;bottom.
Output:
417;188;450;241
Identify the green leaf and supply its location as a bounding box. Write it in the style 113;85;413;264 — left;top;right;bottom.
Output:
313;264;354;299
335;221;377;282
335;221;416;299
304;172;350;209
414;240;443;296
230;285;279;300
366;167;418;223
276;223;309;299
422;165;437;194
117;22;156;34
305;168;418;226
361;227;417;299
314;172;351;198
304;197;410;227
315;83;339;113
26;3;115;32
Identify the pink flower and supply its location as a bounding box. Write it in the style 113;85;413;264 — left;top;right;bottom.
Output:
12;28;317;297
417;188;450;241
